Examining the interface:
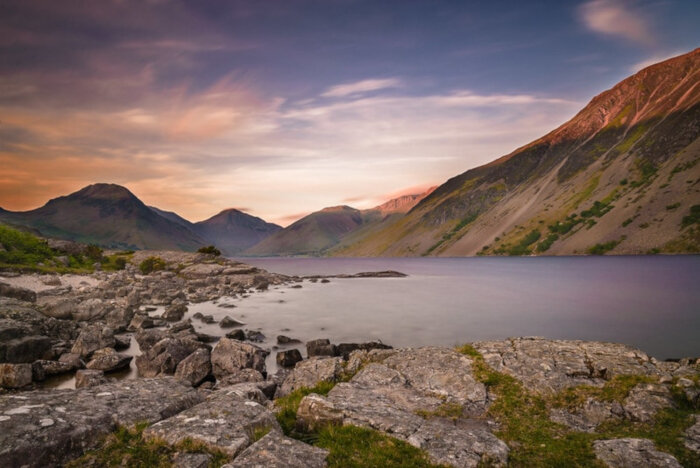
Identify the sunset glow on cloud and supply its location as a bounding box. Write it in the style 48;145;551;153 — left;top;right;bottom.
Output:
1;0;698;225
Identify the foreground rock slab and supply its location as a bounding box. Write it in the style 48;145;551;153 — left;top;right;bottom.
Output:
144;386;280;457
0;377;203;468
225;431;328;468
593;438;682;468
296;347;508;467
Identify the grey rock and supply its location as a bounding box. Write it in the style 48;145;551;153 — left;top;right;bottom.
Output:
0;377;203;467
550;398;623;432
211;338;268;378
277;357;343;397
86;347;133;373
75;369;107;388
58;352;83;369
175;348;211;386
276;349;303;368
593;438;682;467
1;334;52;363
227;431;328;467
684;415;700;454
306;338;336;357
474;338;661;394
226;329;246;340
215;368;265;387
144;389;279;457
39;297;76;319
277;335;301;345
135;328;167;351
114;334;131;350
0;363;32;388
136;338;208;378
245;330;266;343
163;303;188;322
31;359;76;381
129;314;154;330
336;341;392;359
220;315;245;328
71;324;116;358
622;383;675;422
0;282;37;302
173;452;211;468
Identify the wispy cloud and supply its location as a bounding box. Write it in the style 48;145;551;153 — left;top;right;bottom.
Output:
578;0;655;46
321;78;402;98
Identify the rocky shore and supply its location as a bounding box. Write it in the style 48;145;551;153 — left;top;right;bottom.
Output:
0;249;699;467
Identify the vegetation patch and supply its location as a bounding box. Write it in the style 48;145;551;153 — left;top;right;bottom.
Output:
139;256;167;274
665;202;681;211
681;205;700;229
197;245;221;256
317;425;445;468
587;238;623;255
274;380;337;438
552;375;656;410
415;401;464;420
535;233;559;253
423;212;479;256
66;422;228;468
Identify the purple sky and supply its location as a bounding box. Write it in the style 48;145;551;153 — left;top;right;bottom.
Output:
1;0;698;225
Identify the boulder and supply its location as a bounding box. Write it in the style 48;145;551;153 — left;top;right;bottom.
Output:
135;328;167;351
335;341;392;359
143;389;279;458
277;357;343;397
0;335;52;363
226;329;246;341
172;452;211;468
39;297;76;319
163;303;187;322
622;383;675;422
75;369;108;388
593;438;682;467
114;334;131;350
245;330;265;343
135;338;208;378
306;338;336;357
215;368;265;387
277;335;301;345
0;363;32;388
128;314;154;330
0;282;36;303
86;348;133;373
211;338;267;378
226;431;328;467
685;415;700;454
276;349;303;368
31;359;76;381
0;377;203;467
174;348;211;386
220;315;244;328
71;324;116;358
58;352;83;369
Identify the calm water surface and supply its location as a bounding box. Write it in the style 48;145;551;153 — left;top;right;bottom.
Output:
48;255;700;388
233;256;700;360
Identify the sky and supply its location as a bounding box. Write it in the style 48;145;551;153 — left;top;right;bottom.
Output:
0;0;698;226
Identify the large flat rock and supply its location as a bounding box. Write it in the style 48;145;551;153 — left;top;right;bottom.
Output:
144;386;280;457
593;438;682;468
225;431;328;467
0;377;203;468
296;348;507;467
474;338;662;393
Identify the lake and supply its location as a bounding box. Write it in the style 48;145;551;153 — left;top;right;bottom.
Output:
46;255;700;388
234;255;700;361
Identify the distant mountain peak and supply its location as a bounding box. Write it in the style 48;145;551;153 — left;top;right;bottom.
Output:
72;183;136;201
320;205;357;213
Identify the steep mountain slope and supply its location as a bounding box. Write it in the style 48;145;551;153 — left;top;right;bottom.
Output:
243;187;435;256
0;184;207;250
244;206;365;256
334;49;700;256
193;209;281;255
149;206;193;229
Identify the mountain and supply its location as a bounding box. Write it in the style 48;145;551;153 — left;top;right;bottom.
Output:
193;209;281;256
0;184;281;253
0;184;207;251
244;187;435;256
334;49;700;256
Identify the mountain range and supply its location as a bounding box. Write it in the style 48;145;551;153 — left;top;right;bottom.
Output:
1;50;698;256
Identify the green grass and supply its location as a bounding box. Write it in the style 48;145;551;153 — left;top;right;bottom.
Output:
423;212;479;256
139;256;167;274
66;422;229;468
275;380;337;438
536;233;559;253
457;344;700;467
504;229;541;256
0;223;97;273
317;425;446;468
587;239;622;255
415;401;464;420
681;205;700;229
666;203;681;211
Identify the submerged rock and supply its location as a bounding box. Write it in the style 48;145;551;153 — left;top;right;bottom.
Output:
306;338;335;357
276;349;303;368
